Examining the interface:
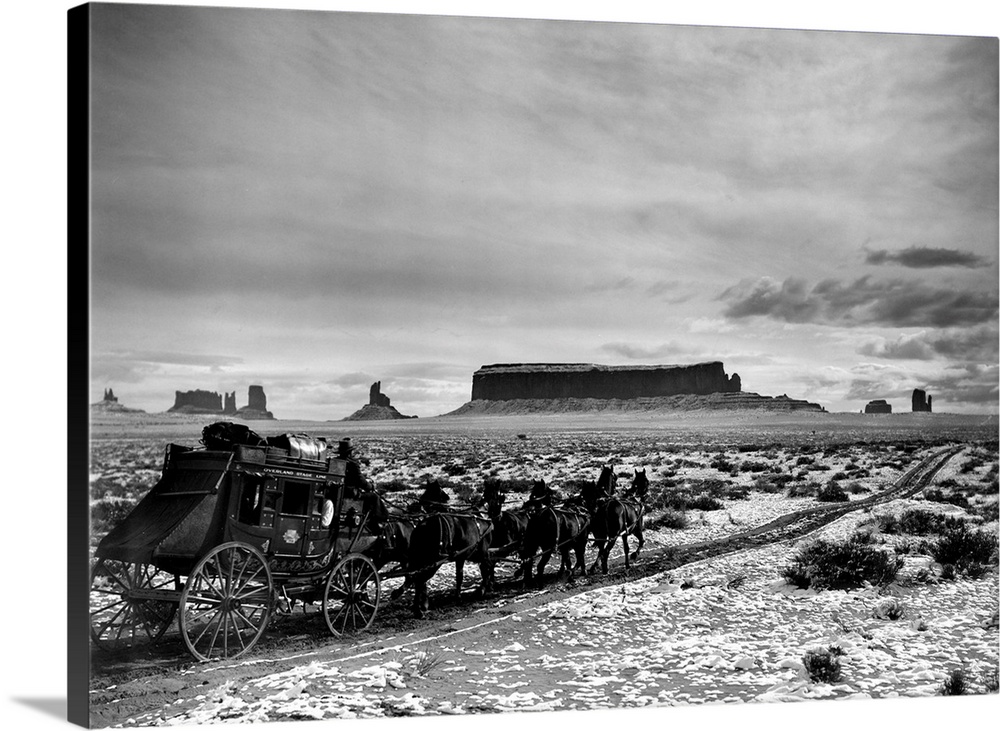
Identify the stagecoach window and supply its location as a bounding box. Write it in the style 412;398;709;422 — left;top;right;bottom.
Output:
238;475;265;524
281;480;312;517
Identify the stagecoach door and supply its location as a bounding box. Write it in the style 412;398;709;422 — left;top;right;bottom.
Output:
272;478;321;558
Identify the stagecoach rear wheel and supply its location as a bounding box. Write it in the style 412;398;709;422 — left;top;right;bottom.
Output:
90;559;179;652
179;542;273;662
322;554;380;636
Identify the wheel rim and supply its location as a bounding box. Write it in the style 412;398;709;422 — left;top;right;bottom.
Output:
90;559;177;652
179;542;272;662
323;554;380;636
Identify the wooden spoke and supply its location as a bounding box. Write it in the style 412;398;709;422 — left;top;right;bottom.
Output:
179;543;273;662
322;554;380;637
90;559;178;653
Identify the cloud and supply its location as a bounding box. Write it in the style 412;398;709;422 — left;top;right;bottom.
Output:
858;326;999;362
600;341;689;360
91;350;244;383
721;275;997;328
865;246;990;269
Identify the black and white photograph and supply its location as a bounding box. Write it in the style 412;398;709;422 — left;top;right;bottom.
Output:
48;0;1000;728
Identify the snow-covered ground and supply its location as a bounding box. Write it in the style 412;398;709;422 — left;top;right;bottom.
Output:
124;504;998;726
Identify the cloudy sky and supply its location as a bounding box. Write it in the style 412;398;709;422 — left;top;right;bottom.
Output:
88;3;998;419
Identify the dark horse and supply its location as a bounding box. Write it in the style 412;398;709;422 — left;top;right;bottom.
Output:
482;481;531;573
519;495;590;588
379;480;454;602
586;468;649;574
406;509;495;617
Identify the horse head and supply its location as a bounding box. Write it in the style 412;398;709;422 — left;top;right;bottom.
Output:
597;465;617;496
419;479;451;507
579;480;603;513
481;481;506;519
628;469;650;500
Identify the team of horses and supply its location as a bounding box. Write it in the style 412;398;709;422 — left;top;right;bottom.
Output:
365;466;650;618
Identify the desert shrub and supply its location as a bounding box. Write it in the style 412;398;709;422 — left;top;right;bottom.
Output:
787;482;820;498
940;668;968;696
91;499;134;533
442;463;468;477
648;509;689;530
893;537;935;556
377;478;412;493
809;463;832;472
970;500;999;523
688;494;724;511
896;508;963;536
875;513;899;534
871;596;905;620
816;482;849;503
740;460;770;473
783;536;903;590
451;482;479;504
795;455;815;466
803;648;843;683
982;667;999;693
923;488;971;510
649;489;688;512
752;476;786;494
709;455;735;472
846;481;869;494
931;525;997;573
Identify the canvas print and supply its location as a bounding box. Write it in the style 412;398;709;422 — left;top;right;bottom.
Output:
73;2;999;727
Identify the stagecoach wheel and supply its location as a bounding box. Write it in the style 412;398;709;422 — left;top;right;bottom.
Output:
179;542;273;662
322;554;381;636
90;559;178;652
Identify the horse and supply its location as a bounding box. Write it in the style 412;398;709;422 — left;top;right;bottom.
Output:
519;501;590;588
405;510;495;618
483;481;530;564
588;469;648;574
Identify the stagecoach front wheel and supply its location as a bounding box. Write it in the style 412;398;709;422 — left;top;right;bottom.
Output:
90;559;178;652
179;542;273;662
323;554;380;636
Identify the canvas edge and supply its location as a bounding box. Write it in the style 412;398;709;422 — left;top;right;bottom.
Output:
67;2;92;727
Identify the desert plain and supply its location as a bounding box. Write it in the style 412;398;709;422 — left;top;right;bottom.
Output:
85;410;999;727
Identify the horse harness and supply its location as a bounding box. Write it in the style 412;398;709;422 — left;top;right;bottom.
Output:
434;512;493;564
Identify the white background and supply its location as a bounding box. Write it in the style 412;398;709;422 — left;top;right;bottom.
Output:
2;1;997;729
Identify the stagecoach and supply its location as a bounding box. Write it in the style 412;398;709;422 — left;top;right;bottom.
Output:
89;429;385;662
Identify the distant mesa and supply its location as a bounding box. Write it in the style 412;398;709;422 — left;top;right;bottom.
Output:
864;399;892;414
343;381;417;421
446;362;823;414
168;385;275;419
470;361;742;401
91;387;145;413
912;388;933;413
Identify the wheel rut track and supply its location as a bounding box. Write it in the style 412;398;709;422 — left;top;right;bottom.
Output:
89;447;962;704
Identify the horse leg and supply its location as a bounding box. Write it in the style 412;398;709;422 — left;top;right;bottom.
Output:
455;559;465;602
480;557;494;596
412;577;428;619
575;535;588;578
631;526;644;560
589;540;603;574
536;550;552;584
601;541;611;574
621;535;630;570
519;557;533;590
558;546;571;579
